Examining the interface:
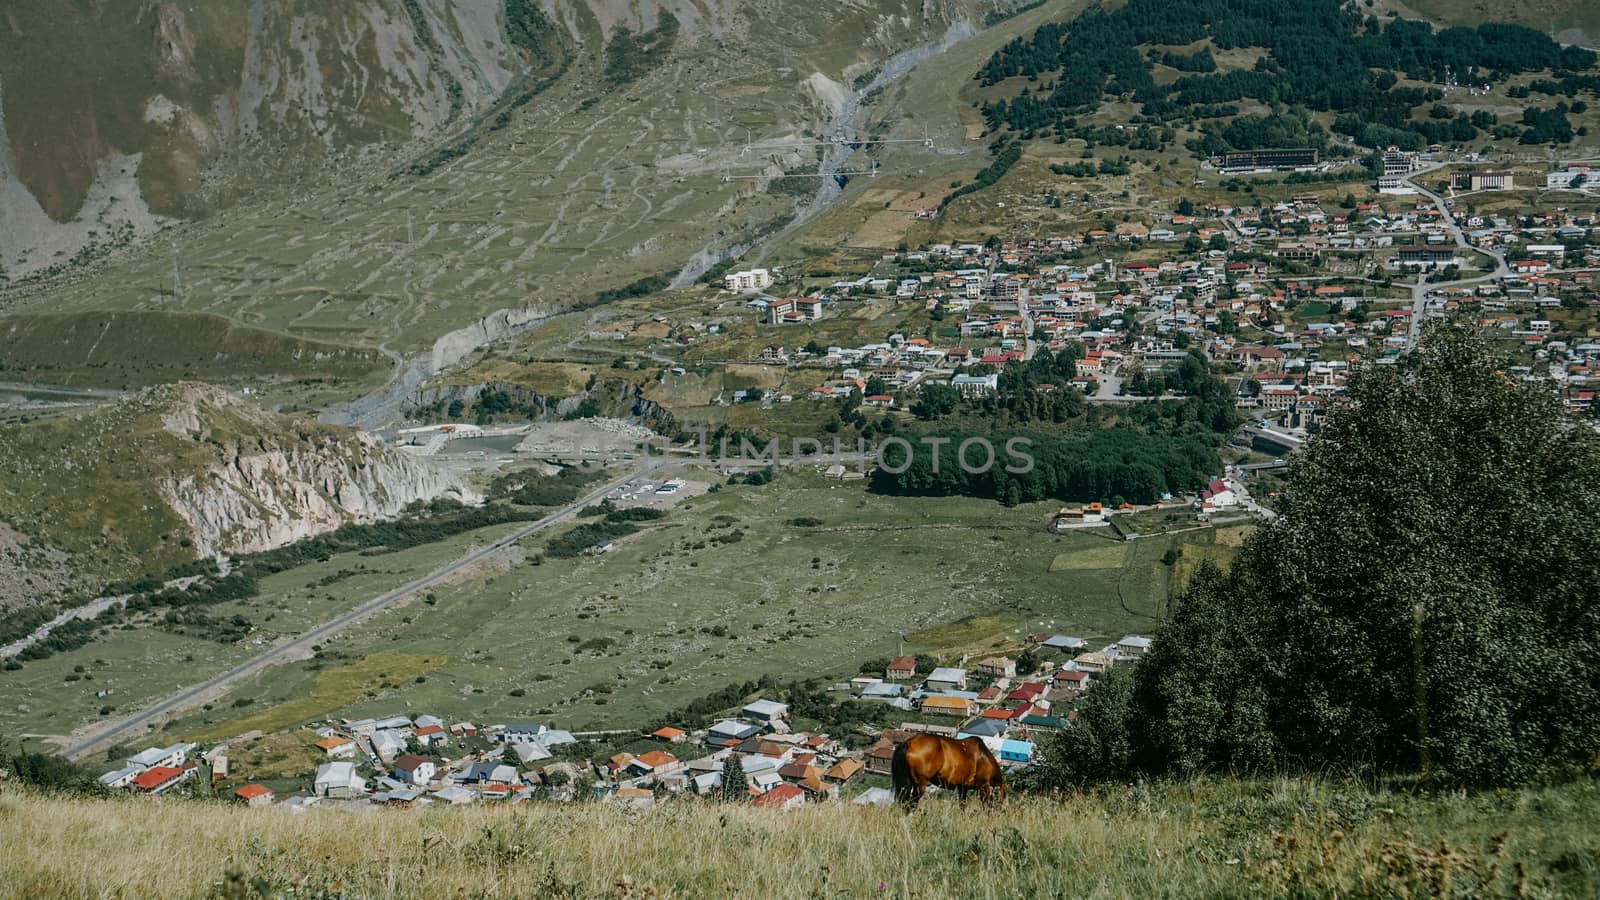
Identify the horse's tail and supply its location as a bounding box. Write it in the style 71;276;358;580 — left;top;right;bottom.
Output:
891;740;911;800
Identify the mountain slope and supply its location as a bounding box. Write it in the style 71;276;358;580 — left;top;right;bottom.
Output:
0;0;525;277
1;0;992;360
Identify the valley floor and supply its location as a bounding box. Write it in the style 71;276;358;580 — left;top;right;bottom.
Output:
3;777;1597;898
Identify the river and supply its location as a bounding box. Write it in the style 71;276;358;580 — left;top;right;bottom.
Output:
671;18;981;286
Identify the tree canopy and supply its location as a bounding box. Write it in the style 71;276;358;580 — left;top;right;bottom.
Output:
1039;330;1600;786
976;0;1596;151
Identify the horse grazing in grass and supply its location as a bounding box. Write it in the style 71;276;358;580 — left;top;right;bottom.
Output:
891;734;1004;810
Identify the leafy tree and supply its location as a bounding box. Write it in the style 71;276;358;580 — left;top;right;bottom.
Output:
1055;330;1600;786
1029;667;1137;789
912;383;961;420
3;749;106;795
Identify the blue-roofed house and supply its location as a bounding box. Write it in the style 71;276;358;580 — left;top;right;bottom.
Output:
708;720;761;741
998;739;1034;764
496;723;549;743
460;762;518;785
926;667;968;691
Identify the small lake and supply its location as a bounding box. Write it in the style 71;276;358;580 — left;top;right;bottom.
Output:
447;434;526;454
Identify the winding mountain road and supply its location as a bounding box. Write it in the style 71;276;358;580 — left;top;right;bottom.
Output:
1400;163;1511;346
60;463;657;761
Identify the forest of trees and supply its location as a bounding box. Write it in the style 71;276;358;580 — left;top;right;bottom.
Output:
870;425;1221;506
1030;331;1600;788
975;0;1596;151
886;348;1238;505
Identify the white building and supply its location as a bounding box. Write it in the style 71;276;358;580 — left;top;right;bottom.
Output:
1546;167;1589;189
724;268;774;292
370;730;407;763
1382;146;1416;176
314;762;367;799
125;743;191;772
926;667;969;692
99;766;143;790
950;374;999;398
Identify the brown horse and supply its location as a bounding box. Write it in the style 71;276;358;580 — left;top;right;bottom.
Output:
891;734;1005;810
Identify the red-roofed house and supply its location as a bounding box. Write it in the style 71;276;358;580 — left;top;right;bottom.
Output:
752;783;807;810
650;726;688;743
233;784;274;806
1007;682;1047;702
633;751;684;777
132;766;189;795
886;656;917;680
1200;478;1237;510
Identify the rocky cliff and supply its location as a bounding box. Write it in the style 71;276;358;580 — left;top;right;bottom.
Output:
0;383;477;580
159;389;479;557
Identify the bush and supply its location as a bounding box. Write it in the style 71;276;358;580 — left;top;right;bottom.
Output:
545;522;640;559
3;751;105;795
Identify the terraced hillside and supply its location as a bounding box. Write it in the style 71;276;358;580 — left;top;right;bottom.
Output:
1;1;998;367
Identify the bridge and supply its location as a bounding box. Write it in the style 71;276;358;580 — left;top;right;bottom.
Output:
1235;426;1305;455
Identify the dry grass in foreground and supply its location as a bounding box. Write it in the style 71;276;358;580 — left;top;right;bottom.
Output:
2;777;1598;898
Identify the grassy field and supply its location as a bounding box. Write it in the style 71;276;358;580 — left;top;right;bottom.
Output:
186;653;447;743
4;777;1599;897
1394;0;1600;45
1170;524;1251;591
67;472;1231;748
0;520;533;745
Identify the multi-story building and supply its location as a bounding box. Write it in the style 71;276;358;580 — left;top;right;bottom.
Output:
767;296;824;324
1451;171;1514;191
724;268;773;292
1215;148;1319;172
1382;145;1417;176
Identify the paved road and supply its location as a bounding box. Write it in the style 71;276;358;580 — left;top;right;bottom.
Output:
1400;163;1510;346
60;464;657;761
1228;475;1279;522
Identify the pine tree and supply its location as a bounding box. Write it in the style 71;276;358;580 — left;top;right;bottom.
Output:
720;754;745;802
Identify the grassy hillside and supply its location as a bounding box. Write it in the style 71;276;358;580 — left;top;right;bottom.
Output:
0;311;389;402
1395;0;1600;45
2;778;1597;897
